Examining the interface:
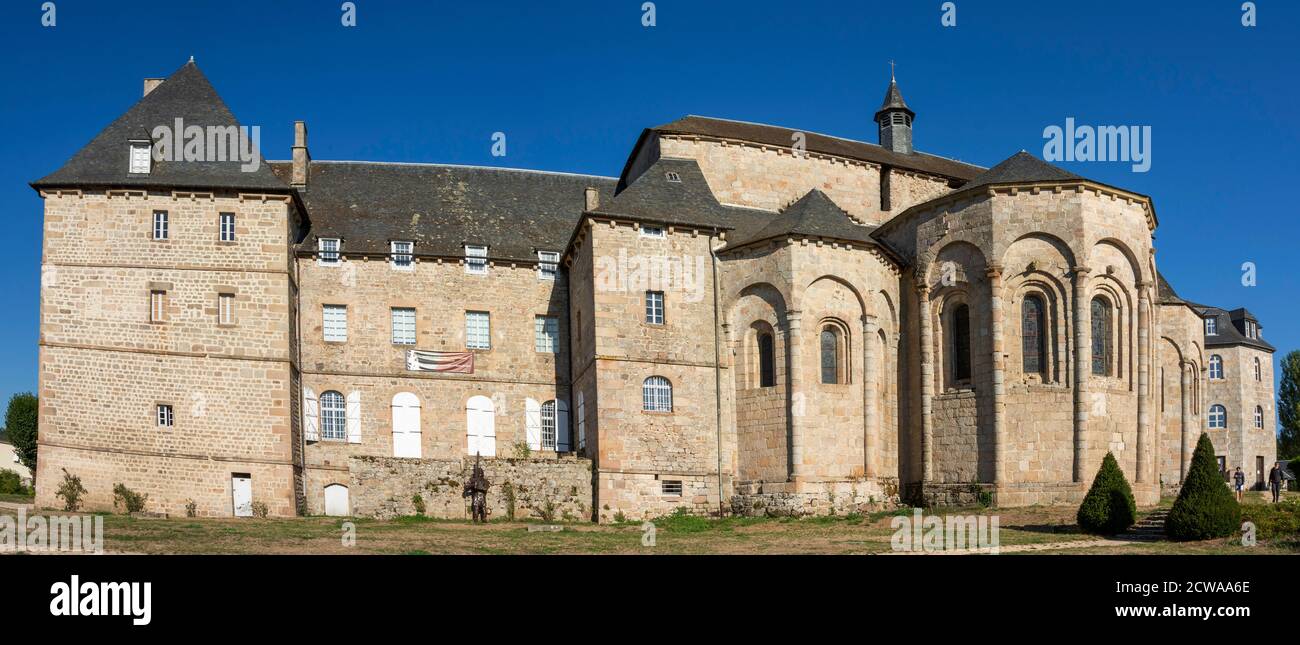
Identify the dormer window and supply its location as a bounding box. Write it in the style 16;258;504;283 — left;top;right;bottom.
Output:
640;225;666;239
465;245;488;275
318;238;340;265
664;171;681;183
129;140;151;174
1205;317;1217;335
390;240;413;270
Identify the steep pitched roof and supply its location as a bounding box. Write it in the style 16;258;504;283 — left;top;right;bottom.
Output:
959;151;1082;192
646;115;982;181
32;61;287;192
589;157;764;231
270;161;615;260
726;189;878;250
1192;304;1275;352
874;79;914;119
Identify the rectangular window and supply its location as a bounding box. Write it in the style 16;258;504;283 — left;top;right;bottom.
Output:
323;305;347;342
661;480;683;496
465;245;488;275
535;315;559;353
641;225;666;239
391;240;413;270
150;290;166;322
153;211;168;240
219;212;236;242
645;291;664;325
218;293;234;325
391;307;416;345
1205;317;1217;335
537;251;559;280
318;238;340;265
157;404;173;428
466;311;491;349
130;142;151;174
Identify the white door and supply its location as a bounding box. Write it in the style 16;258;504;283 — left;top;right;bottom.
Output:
324;484;350;517
392;392;422;458
231;474;253;517
466;395;496;457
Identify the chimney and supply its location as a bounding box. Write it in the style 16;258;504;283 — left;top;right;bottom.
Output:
143;78;165;97
291;121;310;188
584;186;600;211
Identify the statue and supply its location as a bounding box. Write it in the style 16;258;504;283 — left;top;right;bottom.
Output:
462;454;491;523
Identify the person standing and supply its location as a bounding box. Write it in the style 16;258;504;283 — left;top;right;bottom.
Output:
1233;467;1246;502
1269;462;1284;503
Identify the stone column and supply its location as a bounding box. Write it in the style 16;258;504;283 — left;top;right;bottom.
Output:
862;314;879;479
784;310;806;482
1180;361;1192;482
918;283;935;482
1135;281;1151;484
987;265;1006;488
1071;266;1092;482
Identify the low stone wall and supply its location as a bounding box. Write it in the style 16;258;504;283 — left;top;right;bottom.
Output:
349;455;593;521
730;478;900;517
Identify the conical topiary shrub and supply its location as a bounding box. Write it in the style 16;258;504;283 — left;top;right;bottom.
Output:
1166;433;1240;541
1077;451;1137;534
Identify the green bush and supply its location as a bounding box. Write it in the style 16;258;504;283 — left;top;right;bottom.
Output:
112;483;149;514
0;469;28;495
1166;433;1241;541
55;468;87;512
1076;451;1137;534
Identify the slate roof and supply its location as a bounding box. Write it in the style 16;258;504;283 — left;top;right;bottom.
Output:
645;115;983;181
875;79;914;119
269;161;615;261
725;189;879;250
588;157;760;232
31;61;287;192
958;151;1083;192
1191;303;1275;352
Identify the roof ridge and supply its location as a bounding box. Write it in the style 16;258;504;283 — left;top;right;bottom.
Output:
278;159;616;180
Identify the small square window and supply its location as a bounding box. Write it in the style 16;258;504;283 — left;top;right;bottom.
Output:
219;213;236;242
537;251;560;281
465;245;488;275
392;307;416;345
129;141;151;174
318;238;341;265
153;211;169;240
157;404;174;428
640;225;665;239
323;305;347;342
466;311;491;349
218;293;235;325
391;241;414;270
645;291;664;325
661;480;683;496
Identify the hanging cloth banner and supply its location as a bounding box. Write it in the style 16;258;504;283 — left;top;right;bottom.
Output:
406;350;474;374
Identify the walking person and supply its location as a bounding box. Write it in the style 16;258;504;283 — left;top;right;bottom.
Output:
1233;467;1246;502
1269;462;1284;503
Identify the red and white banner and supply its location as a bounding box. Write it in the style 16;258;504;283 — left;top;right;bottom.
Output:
406;350;474;374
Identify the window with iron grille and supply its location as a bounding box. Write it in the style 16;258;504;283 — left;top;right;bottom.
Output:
535;316;558;353
391;241;414;270
320;391;346;441
1022;295;1045;375
465;245;488;275
218;293;234;325
323;305;347;342
1208;404;1226;429
642;376;672;412
156;404;173;428
318;238;340;265
1090;298;1112;376
466;311;491;349
645;291;664;325
391;307;416;345
150;290;166;323
661;480;683;496
537;251;559;280
153;211;168;240
219;212;235;242
541;400;557;450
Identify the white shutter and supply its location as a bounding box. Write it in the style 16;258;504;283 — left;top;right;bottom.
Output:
466;395;496;457
303;387;319;442
556;400;571;452
346;391;362;444
525;398;542;451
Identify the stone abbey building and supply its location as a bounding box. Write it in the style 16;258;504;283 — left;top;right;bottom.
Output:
30;62;1276;520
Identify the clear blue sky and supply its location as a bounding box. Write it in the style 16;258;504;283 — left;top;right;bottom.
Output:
0;0;1295;438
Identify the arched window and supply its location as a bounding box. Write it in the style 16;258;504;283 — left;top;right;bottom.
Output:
950;304;971;384
320;391;346;440
1209;355;1223;380
643;376;672;412
1254;406;1263;429
541;400;558;450
1090;297;1112;376
1253;357;1262;381
820;327;840;384
758;332;775;388
1022;295;1046;375
1208;404;1226;429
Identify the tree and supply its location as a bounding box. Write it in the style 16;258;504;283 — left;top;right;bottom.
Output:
1166;433;1241;541
4;393;37;472
1077;452;1137;534
1278;350;1300;459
